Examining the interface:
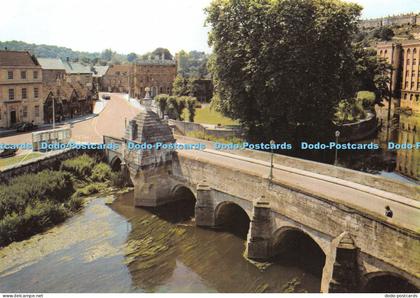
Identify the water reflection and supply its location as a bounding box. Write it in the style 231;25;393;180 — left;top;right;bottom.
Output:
336;107;419;182
0;192;321;293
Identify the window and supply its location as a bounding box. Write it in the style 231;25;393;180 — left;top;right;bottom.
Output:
404;93;408;99
33;71;38;79
411;82;414;89
413;59;417;65
22;88;27;99
7;71;13;80
34;87;39;98
21;71;26;79
406;70;409;77
407;59;410;65
34;106;40;117
23;106;28;118
8;89;14;100
412;70;415;77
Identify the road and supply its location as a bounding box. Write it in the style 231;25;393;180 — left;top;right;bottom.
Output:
0;93;140;144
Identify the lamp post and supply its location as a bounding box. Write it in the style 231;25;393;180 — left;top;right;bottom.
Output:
52;96;56;129
334;130;340;166
269;140;275;181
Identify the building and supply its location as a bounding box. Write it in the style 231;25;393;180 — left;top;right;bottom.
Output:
360;12;420;29
132;58;177;98
377;40;420;114
62;58;93;87
92;65;109;92
37;58;66;84
100;57;177;99
0;50;43;128
101;64;131;93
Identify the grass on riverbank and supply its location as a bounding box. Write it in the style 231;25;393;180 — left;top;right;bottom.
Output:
186;131;244;144
0;154;125;247
182;105;239;126
0;152;43;169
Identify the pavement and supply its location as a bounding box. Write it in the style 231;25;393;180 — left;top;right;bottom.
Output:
0;93;140;144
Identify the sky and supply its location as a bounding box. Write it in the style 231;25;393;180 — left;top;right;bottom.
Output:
0;0;419;55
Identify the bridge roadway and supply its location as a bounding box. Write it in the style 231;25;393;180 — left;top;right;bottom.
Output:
175;137;420;234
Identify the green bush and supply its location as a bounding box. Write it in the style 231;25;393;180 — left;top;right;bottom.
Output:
186;131;243;144
357;91;376;109
0;170;74;218
0;201;69;246
91;163;112;182
60;154;96;178
73;183;104;197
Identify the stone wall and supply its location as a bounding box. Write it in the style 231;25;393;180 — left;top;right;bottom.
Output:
336;113;378;142
169;119;243;139
0;149;101;184
175;135;419;200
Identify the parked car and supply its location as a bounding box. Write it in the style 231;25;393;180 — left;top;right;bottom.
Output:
0;148;17;158
16;122;38;132
102;94;111;100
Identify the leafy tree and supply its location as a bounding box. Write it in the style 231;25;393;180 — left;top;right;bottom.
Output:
184;96;197;122
127;52;138;62
373;26;394;41
173;75;191;96
154;94;170;118
206;0;362;144
152;48;173;60
101;49;114;61
176;50;209;77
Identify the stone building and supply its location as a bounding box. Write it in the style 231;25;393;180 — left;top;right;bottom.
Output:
101;64;131;93
43;79;95;123
62;58;93;88
92;65;109;92
377;40;420;114
37;58;66;84
360;13;420;29
0;50;43;128
132;58;177;99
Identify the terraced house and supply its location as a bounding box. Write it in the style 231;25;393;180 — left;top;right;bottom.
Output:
0;50;43;128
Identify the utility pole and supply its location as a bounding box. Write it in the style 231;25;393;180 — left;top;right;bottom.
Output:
52;96;56;129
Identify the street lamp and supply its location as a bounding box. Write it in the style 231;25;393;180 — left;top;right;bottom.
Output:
334;130;340;166
269;140;275;181
52;96;56;129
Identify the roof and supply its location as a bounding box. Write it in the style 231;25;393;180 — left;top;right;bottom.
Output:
0;50;40;67
92;65;109;77
37;58;66;70
63;61;92;74
105;64;131;75
135;59;176;66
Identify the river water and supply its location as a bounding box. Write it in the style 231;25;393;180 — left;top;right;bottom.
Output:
0;191;320;293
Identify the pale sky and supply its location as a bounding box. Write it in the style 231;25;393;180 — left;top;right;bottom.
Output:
0;0;419;55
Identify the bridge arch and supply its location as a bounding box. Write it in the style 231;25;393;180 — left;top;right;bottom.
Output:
271;226;326;278
110;156;122;171
362;272;419;293
214;201;250;239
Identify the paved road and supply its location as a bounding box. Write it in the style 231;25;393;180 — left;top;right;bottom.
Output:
176;145;420;233
0;93;140;144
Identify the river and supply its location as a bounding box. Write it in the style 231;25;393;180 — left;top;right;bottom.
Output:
0;191;321;293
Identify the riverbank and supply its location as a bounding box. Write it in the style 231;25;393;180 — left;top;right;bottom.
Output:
0;154;126;247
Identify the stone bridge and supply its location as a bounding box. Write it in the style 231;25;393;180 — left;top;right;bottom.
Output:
104;107;420;293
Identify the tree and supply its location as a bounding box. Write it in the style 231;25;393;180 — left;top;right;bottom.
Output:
184;96;197;122
172;75;191;96
353;43;392;104
152;48;173;60
373;26;394;41
206;0;362;144
154;94;170;118
101;49;114;61
127;52;138;62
